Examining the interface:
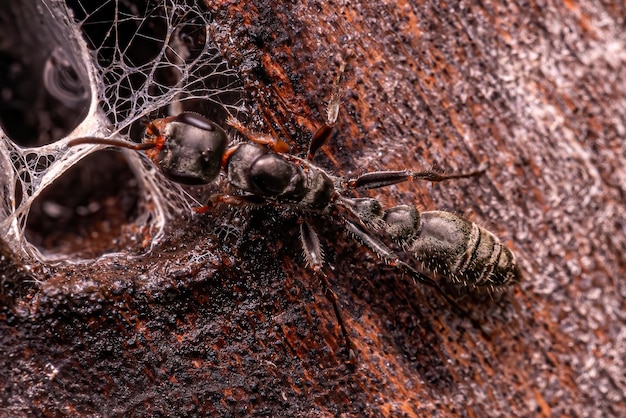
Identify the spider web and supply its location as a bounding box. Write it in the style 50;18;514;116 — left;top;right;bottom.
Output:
0;0;244;260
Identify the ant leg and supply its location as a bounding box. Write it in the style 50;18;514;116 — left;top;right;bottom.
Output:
300;222;357;362
343;220;470;317
347;162;489;190
227;116;291;154
307;61;345;160
307;124;335;161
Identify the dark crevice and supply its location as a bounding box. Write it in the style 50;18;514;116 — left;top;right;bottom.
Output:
25;150;140;258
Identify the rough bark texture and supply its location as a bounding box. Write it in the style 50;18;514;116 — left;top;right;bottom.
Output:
1;0;625;416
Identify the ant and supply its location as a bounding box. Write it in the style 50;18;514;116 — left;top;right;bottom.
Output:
69;68;521;360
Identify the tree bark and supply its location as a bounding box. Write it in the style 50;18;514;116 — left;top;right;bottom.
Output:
1;0;625;416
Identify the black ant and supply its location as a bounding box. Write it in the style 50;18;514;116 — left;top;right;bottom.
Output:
68;70;520;360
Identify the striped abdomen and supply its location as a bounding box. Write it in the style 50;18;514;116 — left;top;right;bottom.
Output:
384;207;520;290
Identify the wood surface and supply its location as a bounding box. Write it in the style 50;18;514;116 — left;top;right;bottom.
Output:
1;0;625;416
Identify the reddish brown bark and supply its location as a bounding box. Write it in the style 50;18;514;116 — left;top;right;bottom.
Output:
1;0;625;416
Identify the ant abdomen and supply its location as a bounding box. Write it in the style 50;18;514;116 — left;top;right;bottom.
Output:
383;206;521;291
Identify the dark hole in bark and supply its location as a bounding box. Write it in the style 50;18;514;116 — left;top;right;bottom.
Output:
25;150;140;258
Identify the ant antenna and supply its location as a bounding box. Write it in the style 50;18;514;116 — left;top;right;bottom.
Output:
67;137;156;150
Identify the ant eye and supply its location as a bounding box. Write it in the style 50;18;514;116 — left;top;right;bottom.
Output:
155;113;227;185
173;113;219;131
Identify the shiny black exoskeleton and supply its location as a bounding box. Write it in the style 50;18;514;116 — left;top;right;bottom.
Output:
144;113;228;185
226;143;335;210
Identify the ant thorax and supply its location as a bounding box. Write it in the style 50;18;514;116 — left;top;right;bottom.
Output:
224;143;336;211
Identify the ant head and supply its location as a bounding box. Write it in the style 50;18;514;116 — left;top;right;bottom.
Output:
69;113;228;185
145;113;228;185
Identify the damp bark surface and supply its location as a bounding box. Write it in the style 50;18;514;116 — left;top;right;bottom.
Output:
2;0;625;416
